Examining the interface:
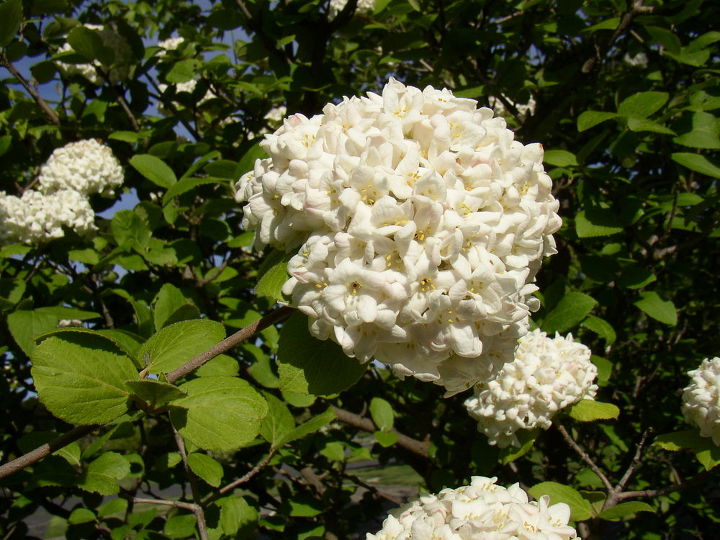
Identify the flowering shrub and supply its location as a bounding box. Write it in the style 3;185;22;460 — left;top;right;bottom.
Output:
682;357;720;446
236;78;561;394
464;329;598;447
367;475;579;539
329;0;375;18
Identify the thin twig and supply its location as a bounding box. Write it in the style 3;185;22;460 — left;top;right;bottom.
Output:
615;467;718;502
0;53;61;125
0;306;294;480
555;422;614;492
615;428;653;493
172;426;208;540
114;87;141;131
332;406;430;459
206;449;277;503
133;497;198;512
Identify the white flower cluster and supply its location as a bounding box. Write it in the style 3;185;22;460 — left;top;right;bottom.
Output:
367;476;579;540
682;357;720;446
38;139;124;196
157;36;185;55
489;96;536;120
158;79;214;112
235;79;561;394
465;329;598;447
0;140;123;245
329;0;375;18
0;189;95;244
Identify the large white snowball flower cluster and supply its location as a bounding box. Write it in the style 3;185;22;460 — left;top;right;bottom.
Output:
0;189;96;244
367;476;579;540
37;139;124;196
465;329;598;447
681;357;720;446
235;78;561;394
329;0;375;18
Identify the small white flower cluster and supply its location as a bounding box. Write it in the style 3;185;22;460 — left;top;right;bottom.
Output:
623;52;648;69
682;357;720;446
0;189;96;244
236;79;561;394
465;329;598;447
329;0;375;18
57;24;126;85
0;140;123;245
38;139;124;196
158;79;215;112
489;96;536;120
367;476;579;540
157;36;185;55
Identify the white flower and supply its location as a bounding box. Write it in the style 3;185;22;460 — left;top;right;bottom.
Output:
465;329;598;447
682;357;720;446
37;139;124;196
0;189;96;244
623;52;648;69
236;78;561;394
489;95;536;120
157;36;184;55
329;0;375;18
158;79;215;113
367;476;580;540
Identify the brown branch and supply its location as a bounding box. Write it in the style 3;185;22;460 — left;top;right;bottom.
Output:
0;306;294;480
614;467;718;502
0;53;61;125
166;306;293;383
615;428;653;493
133;497;198;512
0;424;99;479
555;422;614;492
114;87;141;131
172;426;208;540
206;449;276;503
332;406;430;459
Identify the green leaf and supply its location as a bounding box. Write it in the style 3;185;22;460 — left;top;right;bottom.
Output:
139;319;225;374
528;482;595;521
617;92;668;118
195;354;239;377
599;501;654;521
169;377;268;450
163;176;224;205
126;380;186;409
627;118;675;135
499;429;538;464
215;496;258;537
320;441;346;461
67;25;113;65
672;152;720;179
187;452;224;487
163;514;197;539
31;333;137;425
544;150;578;167
577;111;617;132
255;250;292;302
568;400;620;422
374;430;398;447
369;397;394;431
617;265;656;289
279;408;336;446
260;393;295;447
68;508;96;525
98;498;128;518
247;347;280;388
634;291;677;326
658;429;720;469
18;432;81;466
277;313;366;396
112;210;151;251
581;316;616;345
673;111;720;149
7;308;65;357
130;154;177;188
166;58;199;83
153;283;192;329
575;209;622;238
79;452;130;495
591;355;613;386
542;292;597;333
0;0;23;47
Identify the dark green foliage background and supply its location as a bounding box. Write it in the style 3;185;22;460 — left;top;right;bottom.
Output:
1;0;719;538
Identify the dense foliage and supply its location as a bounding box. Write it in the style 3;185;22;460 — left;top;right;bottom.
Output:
1;0;719;538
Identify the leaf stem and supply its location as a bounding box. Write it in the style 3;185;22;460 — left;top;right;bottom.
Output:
555;421;614;492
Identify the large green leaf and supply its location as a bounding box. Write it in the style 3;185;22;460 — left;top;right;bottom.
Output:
260;393;295;447
7;306;100;356
255;249;292;302
673;111;720;149
369;397;394;431
279;408;336;446
213;496;258;537
599;502;654;521
169;377;268;450
634;291;677;326
528;482;595;521
138;319;225;374
577;111;617;132
112;210;151;251
187;452;224;487
542;292;597;334
617;91;668;118
277;313;366;396
31;333;137;425
0;0;23;47
67;25;114;65
568;400;620;422
671;152;720;179
126;380;186;409
153;283;197;329
129;154;177;188
79;452;130;495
